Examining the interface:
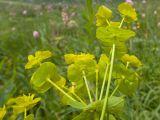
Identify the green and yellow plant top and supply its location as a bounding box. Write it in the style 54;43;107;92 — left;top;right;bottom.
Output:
25;50;52;69
64;53;95;64
118;2;137;22
0;2;141;120
121;54;142;67
96;5;112;27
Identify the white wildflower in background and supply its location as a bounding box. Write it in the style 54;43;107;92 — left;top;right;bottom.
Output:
141;13;146;18
132;26;137;30
22;10;27;15
154;10;157;15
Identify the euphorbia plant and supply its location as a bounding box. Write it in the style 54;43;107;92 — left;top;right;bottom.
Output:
24;2;141;120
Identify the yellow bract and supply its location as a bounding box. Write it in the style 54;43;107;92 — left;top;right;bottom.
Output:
64;53;95;64
0;106;6;120
110;21;120;27
25;50;52;69
7;94;41;114
121;54;142;67
96;5;112;27
118;2;137;22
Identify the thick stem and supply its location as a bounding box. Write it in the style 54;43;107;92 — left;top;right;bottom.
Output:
96;69;99;101
47;79;77;102
82;71;93;103
99;63;109;100
100;44;115;120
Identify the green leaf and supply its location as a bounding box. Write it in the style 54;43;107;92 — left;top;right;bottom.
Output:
66;99;86;110
118;2;137;22
107;96;124;114
121;54;142;67
25;114;34;120
96;26;135;57
30;62;61;93
72;110;100;120
98;54;109;81
85;96;124;114
68;64;83;82
55;76;66;88
72;96;123;120
109;114;116;120
96;5;112;27
113;63;139;95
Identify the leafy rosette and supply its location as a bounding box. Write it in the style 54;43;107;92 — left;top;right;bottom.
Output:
118;2;137;22
96;26;135;57
25;51;52;69
96;5;112;27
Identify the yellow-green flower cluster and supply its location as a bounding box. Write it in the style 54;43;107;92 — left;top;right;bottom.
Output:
7;94;41;114
64;53;95;64
25;50;52;69
121;54;142;67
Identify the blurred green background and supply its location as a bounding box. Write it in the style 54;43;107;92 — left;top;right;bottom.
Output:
0;0;160;119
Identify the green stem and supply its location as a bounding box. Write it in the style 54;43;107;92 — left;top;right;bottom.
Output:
110;84;120;97
119;17;125;28
106;19;110;26
73;92;87;106
82;71;93;103
24;108;27;119
47;79;77;102
62;87;87;106
96;69;99;101
100;44;115;120
126;62;130;68
99;63;109;100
